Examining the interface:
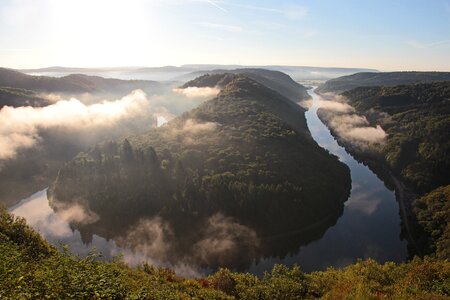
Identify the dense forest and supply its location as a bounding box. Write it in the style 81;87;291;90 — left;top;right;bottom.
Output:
317;71;450;94
414;185;450;259
317;81;450;259
50;74;351;269
1;206;449;299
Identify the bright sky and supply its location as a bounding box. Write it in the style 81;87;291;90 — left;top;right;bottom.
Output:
0;0;449;71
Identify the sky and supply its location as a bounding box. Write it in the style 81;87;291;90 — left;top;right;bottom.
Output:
0;0;449;71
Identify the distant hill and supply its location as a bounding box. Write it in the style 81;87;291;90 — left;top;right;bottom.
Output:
19;66;139;73
181;65;377;81
0;67;163;96
181;68;310;102
19;64;378;81
50;74;351;269
317;72;450;94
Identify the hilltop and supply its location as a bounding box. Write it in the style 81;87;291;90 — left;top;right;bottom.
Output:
180;68;310;102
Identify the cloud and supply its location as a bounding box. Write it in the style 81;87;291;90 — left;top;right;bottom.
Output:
193;21;243;32
53;202;99;225
164;118;218;145
345;125;387;143
116;217;173;261
173;86;221;98
10;190;97;238
345;189;383;215
230;3;307;19
300;95;354;112
406;39;450;49
204;0;228;12
112;213;258;276
193;214;259;266
299;29;318;38
317;95;386;147
0;82;222;160
156;116;169;127
181;118;217;133
318;99;354;113
298;99;313;110
0;90;149;159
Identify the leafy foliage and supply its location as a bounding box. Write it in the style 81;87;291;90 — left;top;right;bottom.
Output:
414;185;450;259
1;206;449;299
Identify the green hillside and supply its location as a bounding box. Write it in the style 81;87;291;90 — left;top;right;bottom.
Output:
342;81;450;193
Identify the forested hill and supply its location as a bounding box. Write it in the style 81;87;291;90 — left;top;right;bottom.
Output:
316;71;450;94
180;68;310;102
342;81;450;194
0;67;162;96
50;74;351;269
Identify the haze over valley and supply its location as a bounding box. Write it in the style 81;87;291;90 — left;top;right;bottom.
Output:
0;1;449;299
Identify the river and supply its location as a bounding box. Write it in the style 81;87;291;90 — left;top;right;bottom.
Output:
248;88;407;273
9;87;407;275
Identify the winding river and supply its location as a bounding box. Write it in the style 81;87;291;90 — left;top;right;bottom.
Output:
9;88;407;275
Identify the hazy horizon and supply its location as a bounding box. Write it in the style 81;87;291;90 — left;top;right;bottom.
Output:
1;0;449;71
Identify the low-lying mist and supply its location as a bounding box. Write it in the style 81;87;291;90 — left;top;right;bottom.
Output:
0;90;149;159
0;86;220;160
11;190;261;277
114;213;260;275
315;93;386;148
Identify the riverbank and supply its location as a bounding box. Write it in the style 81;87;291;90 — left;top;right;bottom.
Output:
314;90;421;257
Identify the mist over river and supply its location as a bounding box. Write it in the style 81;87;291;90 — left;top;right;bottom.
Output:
9;88;407;276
